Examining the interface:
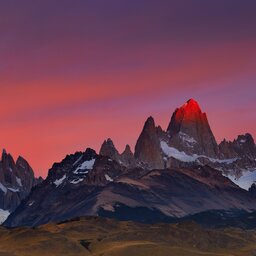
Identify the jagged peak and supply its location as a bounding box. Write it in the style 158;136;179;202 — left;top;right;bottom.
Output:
101;138;115;147
1;149;7;161
106;138;114;144
99;138;119;157
101;138;116;148
1;149;16;164
84;148;97;157
221;133;255;145
180;98;202;114
235;133;255;145
145;116;155;125
142;116;156;132
16;155;28;165
219;138;233;145
186;98;199;105
122;144;133;155
1;148;9;159
167;99;208;133
240;133;253;140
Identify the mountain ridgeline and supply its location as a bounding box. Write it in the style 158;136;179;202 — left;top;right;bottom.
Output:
4;99;256;227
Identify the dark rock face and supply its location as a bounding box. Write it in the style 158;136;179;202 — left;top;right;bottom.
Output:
135;117;164;169
167;99;219;158
249;183;256;197
99;139;135;167
219;139;238;158
218;133;256;178
219;133;256;159
233;133;256;159
120;145;136;167
0;150;38;213
99;139;120;163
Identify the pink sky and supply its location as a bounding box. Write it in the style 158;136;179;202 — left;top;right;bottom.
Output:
0;1;255;177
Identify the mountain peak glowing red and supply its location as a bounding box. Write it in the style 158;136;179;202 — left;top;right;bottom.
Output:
171;99;205;126
181;99;202;114
167;99;219;157
167;99;208;133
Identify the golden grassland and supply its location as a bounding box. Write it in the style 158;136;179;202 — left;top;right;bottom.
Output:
0;217;256;256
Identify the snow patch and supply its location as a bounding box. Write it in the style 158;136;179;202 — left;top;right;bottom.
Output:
0;183;7;194
101;204;115;212
16;177;22;187
161;141;237;164
74;159;95;174
239;139;246;143
207;157;237;164
7;187;19;193
105;174;113;182
70;178;84;184
28;201;34;206
161;141;197;162
53;175;66;187
0;209;10;224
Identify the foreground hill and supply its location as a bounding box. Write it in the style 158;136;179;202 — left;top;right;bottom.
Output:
1;217;256;256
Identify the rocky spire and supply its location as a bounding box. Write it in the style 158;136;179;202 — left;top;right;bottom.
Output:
121;144;135;167
99;138;120;162
167;99;219;157
0;149;37;212
134;116;164;169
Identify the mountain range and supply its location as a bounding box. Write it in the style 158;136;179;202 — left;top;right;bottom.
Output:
2;99;256;227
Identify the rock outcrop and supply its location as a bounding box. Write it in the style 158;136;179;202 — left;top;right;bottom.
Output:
0;150;39;214
134;117;164;169
99;139;135;167
99;139;120;162
219;133;256;159
167;99;219;158
120;145;135;167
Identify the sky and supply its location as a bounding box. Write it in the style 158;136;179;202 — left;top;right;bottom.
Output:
0;0;255;177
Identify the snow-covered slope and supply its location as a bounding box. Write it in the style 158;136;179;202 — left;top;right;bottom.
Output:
161;141;237;164
0;209;10;224
224;170;256;190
